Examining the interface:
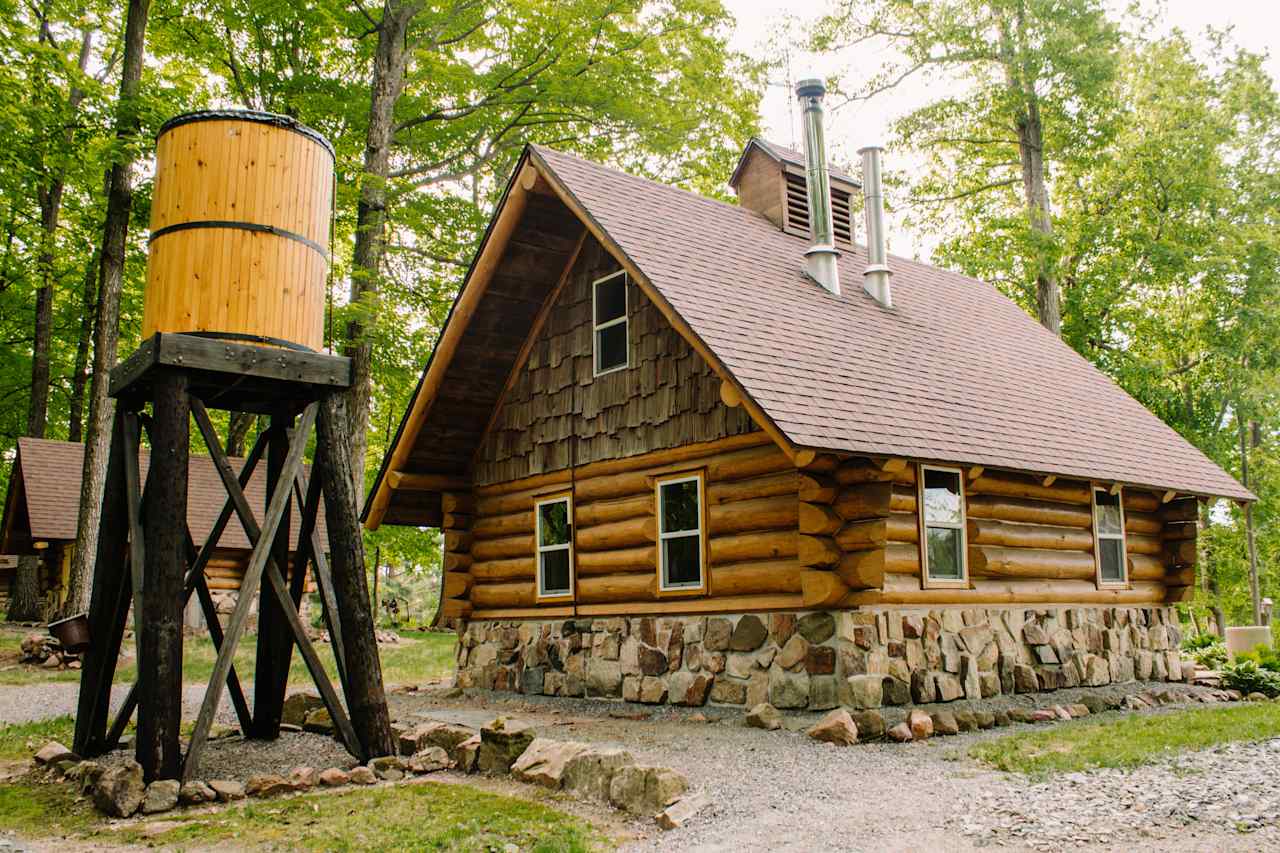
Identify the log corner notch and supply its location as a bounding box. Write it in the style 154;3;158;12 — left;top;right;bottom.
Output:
439;490;475;621
1160;494;1199;603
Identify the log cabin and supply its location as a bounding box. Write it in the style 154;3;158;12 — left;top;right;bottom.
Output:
364;80;1253;711
1;437;320;624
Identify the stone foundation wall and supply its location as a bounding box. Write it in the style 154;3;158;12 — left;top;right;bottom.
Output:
455;606;1187;710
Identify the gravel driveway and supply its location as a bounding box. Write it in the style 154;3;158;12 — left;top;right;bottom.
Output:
0;681;238;726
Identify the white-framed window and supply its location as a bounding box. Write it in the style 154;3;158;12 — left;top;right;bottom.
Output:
535;495;574;599
592;270;628;375
919;465;967;586
656;473;705;592
1093;487;1127;586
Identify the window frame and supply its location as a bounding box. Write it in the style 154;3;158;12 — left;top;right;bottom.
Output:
534;493;575;602
655;471;707;596
1092;486;1128;589
917;464;969;589
591;270;629;377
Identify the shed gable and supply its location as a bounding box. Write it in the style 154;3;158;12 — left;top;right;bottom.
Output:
473;237;758;485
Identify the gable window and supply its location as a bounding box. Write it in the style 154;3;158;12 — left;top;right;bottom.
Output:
657;473;704;592
1093;488;1127;586
535;495;574;599
919;465;967;586
592;270;628;375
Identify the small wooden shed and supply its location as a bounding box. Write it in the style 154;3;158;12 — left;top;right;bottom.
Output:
1;437;321;621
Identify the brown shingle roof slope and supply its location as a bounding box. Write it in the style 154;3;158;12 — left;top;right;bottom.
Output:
10;437;325;550
531;145;1251;501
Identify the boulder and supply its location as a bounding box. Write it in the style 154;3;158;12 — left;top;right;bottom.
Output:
1029;708;1058;722
668;672;713;707
561;746;636;801
141;779;180;814
730;615;768;651
744;703;783;731
208;779;246;802
908;709;933;740
349;766;377;785
842;674;883;710
34;741;77;767
655;792;711;830
318;768;350;786
478;717;536;774
953;710;978;732
930;711;959;736
408;747;451;774
796;613;835;645
806;709;858;746
303;707;334;735
455;734;482;773
887;722;914;742
370;755;406;781
609;765;688;815
67;760;104;794
93;761;145;817
289;767;318;790
178;781;217;805
281;692;325;727
245;774;293;798
511;739;592;789
974;710;996;730
848;709;886;740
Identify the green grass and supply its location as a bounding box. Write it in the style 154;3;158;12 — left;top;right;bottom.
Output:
0;778;604;851
0;716;75;761
971;702;1280;776
0;625;457;688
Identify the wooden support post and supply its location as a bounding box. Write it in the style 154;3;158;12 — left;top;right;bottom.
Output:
184;403;317;783
136;371;189;781
294;472;348;693
315;392;395;760
73;408;134;757
253;412;295;740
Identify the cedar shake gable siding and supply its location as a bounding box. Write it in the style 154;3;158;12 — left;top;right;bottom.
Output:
366;144;1249;531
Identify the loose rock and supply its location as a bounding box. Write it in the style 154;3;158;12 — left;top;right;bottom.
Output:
141;780;180;814
93;761;145;817
744;703;783;731
807;709;858;746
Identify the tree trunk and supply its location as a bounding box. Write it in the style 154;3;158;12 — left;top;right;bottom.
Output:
68;250;100;442
6;555;43;622
61;0;152;621
28;26;93;439
226;411;255;457
314;391;394;759
344;0;417;496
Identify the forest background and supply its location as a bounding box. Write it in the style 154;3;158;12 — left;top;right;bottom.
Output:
0;0;1274;635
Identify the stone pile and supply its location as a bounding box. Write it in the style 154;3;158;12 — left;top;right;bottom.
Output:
457;605;1190;712
19;633;80;669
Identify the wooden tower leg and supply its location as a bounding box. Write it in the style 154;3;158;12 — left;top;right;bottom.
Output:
73;407;133;757
252;412;295;740
315;392;394;759
136;371;189;780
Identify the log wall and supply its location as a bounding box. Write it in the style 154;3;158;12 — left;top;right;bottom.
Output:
472;239;758;486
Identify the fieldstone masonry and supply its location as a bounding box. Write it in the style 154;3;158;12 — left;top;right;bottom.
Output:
455;606;1186;711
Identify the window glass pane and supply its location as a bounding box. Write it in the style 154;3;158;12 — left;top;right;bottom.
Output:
660;480;699;533
1099;538;1125;582
663;534;701;587
594;275;626;324
923;469;962;525
596;323;627;372
540;549;571;594
1095;491;1123;535
926;526;962;580
538;501;569;547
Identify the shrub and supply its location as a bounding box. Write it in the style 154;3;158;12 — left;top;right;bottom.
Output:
1181;631;1220;652
1192;641;1227;670
1220;659;1280;698
1234;644;1280;673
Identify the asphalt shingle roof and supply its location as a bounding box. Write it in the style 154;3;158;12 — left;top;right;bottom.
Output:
531;145;1250;501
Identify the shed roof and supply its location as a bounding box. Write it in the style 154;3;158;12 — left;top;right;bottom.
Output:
0;437;325;554
366;144;1249;527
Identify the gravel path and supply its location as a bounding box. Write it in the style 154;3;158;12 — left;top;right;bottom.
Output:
0;682;237;726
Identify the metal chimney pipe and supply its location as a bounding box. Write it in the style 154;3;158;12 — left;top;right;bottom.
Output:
795;79;840;295
859;144;893;308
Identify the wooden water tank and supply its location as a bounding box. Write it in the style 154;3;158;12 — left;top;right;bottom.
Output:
143;110;334;351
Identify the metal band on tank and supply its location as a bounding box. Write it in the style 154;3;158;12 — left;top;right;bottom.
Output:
157;109;336;160
149;220;330;261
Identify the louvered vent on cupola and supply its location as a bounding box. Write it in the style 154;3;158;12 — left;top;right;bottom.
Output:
783;171;854;246
729;138;859;248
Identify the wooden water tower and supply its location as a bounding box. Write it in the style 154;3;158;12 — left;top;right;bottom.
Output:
73;111;393;783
